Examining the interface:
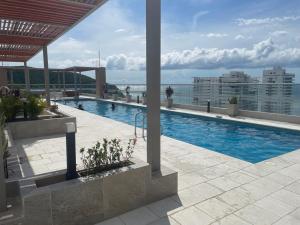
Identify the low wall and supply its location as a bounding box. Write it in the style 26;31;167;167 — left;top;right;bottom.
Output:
8;113;76;139
8;158;177;225
173;103;300;124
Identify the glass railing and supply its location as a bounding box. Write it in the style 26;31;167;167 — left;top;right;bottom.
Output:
5;83;300;116
115;84;300;116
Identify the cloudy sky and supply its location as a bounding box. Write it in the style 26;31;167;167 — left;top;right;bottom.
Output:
19;0;300;83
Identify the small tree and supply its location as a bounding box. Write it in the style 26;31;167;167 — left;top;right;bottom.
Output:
165;86;174;99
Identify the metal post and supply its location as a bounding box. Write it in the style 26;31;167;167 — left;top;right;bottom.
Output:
146;0;161;172
24;62;30;92
65;123;78;180
79;71;82;94
73;70;77;92
10;70;14;86
43;46;51;106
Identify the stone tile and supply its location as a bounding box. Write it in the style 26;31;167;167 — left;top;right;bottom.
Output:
178;172;207;190
280;164;300;179
273;215;300;225
119;207;158;225
235;204;279;225
217;187;255;210
198;164;238;180
254;195;294;217
290;208;300;220
147;197;184;218
269;189;300;208
171;206;215;225
265;172;297;186
210;214;251;225
285;181;300;195
223;171;257;185
195;198;236;220
148;217;180;225
95;217;124;225
208;176;240;191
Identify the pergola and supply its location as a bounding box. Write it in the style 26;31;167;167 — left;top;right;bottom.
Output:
0;0;161;212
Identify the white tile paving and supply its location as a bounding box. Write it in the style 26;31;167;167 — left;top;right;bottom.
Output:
9;102;300;225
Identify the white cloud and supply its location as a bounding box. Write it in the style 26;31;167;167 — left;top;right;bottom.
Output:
270;30;288;37
205;33;228;38
236;16;300;26
114;28;126;33
234;34;246;40
192;10;210;28
97;39;300;70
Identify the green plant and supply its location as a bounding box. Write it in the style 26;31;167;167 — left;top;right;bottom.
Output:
0;114;9;160
25;95;47;119
0;96;22;121
80;138;135;175
125;86;130;95
228;96;238;104
165;86;174;99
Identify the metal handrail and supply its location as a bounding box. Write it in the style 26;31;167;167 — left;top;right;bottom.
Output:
134;111;146;139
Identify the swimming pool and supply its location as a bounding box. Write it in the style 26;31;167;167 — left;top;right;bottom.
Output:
59;99;300;163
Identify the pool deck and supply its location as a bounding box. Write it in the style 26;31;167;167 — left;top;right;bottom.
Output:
6;101;300;225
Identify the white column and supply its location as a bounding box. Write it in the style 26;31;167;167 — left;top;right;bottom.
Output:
96;68;106;98
24;62;30;92
146;0;161;172
43;46;51;106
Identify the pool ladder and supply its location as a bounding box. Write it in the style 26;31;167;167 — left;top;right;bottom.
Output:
134;111;164;141
134;111;146;140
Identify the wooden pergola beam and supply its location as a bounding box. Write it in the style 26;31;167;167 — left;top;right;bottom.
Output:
0;35;49;46
0;50;36;57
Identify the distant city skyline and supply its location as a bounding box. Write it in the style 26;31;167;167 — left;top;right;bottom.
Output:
3;0;300;83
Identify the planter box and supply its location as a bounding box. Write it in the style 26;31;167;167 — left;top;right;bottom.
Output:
166;98;173;108
7;113;76;139
112;94;118;101
15;158;177;225
142;97;147;105
126;94;132;103
227;104;239;117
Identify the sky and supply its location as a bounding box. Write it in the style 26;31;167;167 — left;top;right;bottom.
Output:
8;0;300;83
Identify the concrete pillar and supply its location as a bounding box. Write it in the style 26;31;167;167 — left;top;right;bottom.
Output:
43;46;51;106
24;62;30;92
79;72;82;93
63;71;66;92
73;70;77;92
0;68;8;88
95;67;106;98
146;0;161;172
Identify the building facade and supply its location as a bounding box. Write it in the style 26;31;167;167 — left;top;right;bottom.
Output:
261;66;295;114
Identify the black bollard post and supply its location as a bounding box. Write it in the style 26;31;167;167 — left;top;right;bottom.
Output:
65;123;79;180
207;100;211;113
137;95;140;104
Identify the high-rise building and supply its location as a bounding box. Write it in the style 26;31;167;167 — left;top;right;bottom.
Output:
193;71;259;110
261;66;295;114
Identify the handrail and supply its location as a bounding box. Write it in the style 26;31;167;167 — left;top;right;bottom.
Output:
134;111;146;139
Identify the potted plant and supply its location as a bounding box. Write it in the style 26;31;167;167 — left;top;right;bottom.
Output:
165;86;174;108
79;138;135;176
125;86;131;103
227;96;239;117
142;92;147;105
24;95;47;120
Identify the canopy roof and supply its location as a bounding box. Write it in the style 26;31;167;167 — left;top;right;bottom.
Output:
0;0;107;62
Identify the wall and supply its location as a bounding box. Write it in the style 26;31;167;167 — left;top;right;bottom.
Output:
8;115;76;139
2;158;177;225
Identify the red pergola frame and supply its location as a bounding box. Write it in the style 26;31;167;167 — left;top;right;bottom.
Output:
0;0;108;63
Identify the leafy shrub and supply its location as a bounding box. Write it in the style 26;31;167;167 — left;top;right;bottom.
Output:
25;95;47;119
80;138;135;175
165;86;174;99
228;96;238;104
0;96;22;121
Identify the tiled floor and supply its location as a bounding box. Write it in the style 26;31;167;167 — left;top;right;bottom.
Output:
11;103;300;225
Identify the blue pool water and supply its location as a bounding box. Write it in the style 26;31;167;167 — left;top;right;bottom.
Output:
59;99;300;163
